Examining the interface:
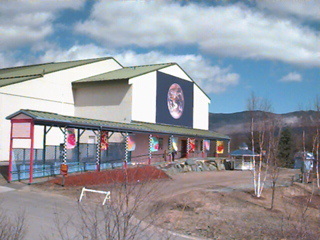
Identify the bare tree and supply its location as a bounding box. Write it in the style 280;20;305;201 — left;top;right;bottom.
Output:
0;205;26;240
51;177;170;240
247;93;275;198
313;95;320;188
265;115;282;210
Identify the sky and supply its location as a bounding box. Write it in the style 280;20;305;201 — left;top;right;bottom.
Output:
0;0;319;114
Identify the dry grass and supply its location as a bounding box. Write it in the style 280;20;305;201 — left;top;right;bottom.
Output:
147;185;320;240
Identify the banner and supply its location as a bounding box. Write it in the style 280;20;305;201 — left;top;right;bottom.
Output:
171;137;178;152
127;136;136;151
189;138;195;152
203;140;210;152
66;128;76;149
216;141;224;154
150;137;159;152
100;131;109;151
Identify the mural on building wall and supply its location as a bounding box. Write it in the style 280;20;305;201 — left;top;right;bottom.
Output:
156;72;193;127
167;83;184;119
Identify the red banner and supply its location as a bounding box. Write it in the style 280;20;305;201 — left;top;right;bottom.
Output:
216;141;224;154
66;128;76;149
189;138;196;153
100;131;109;150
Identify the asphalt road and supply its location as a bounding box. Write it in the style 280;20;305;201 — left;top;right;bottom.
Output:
0;183;80;239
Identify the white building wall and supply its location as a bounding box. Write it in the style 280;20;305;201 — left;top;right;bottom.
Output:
129;72;157;123
0;59;122;104
159;65;192;81
193;85;210;130
0;58;122;161
74;80;132;122
0;94;73;160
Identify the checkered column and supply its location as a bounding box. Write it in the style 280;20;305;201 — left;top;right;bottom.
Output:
63;128;67;164
124;133;129;168
148;134;152;165
169;135;173;161
187;137;190;158
96;130;101;171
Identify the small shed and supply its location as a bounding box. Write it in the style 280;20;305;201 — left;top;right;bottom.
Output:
230;143;258;170
294;151;314;171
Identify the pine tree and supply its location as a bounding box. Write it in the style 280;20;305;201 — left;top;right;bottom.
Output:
278;127;294;168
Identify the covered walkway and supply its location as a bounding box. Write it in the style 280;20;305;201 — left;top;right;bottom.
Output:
6;109;230;183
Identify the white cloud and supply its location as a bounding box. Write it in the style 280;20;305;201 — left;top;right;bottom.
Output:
0;52;25;68
0;0;85;50
37;44;108;63
280;72;302;82
35;44;239;94
256;0;320;21
75;1;320;67
114;50;240;94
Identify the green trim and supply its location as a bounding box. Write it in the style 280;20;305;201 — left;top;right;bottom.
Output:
74;63;175;83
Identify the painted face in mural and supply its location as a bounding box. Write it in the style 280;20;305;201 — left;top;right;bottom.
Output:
167;83;184;119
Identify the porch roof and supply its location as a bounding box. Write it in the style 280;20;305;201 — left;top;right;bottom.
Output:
6;109;230;141
230;149;259;157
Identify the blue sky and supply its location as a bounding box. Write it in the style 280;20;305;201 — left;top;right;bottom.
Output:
0;0;319;114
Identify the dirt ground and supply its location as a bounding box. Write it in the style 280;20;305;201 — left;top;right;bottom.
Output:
35;167;320;240
146;185;320;240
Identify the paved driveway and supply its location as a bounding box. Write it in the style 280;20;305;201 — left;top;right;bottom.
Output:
0;183;80;239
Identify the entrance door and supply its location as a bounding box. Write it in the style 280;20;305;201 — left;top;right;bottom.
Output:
181;140;187;158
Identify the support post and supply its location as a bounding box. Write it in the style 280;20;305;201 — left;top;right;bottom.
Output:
42;126;52;173
202;140;205;158
124;133;128;169
96;130;101;172
8;121;14;183
77;129;81;164
169;135;173;162
148;134;152;165
29;121;35;184
61;127;68;187
186;138;190;159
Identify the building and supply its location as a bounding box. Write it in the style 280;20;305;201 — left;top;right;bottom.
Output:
1;57;229;182
230;143;258;170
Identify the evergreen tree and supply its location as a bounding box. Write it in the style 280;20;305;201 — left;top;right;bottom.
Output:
278;127;294;168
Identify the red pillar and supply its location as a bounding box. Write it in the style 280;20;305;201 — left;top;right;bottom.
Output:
8;121;14;182
29;121;35;184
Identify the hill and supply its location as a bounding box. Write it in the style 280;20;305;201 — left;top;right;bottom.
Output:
209;110;320;151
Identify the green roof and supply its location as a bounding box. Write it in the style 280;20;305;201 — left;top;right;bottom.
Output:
134;121;230;140
6;109;229;140
74;63;175;83
0;57;113;88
